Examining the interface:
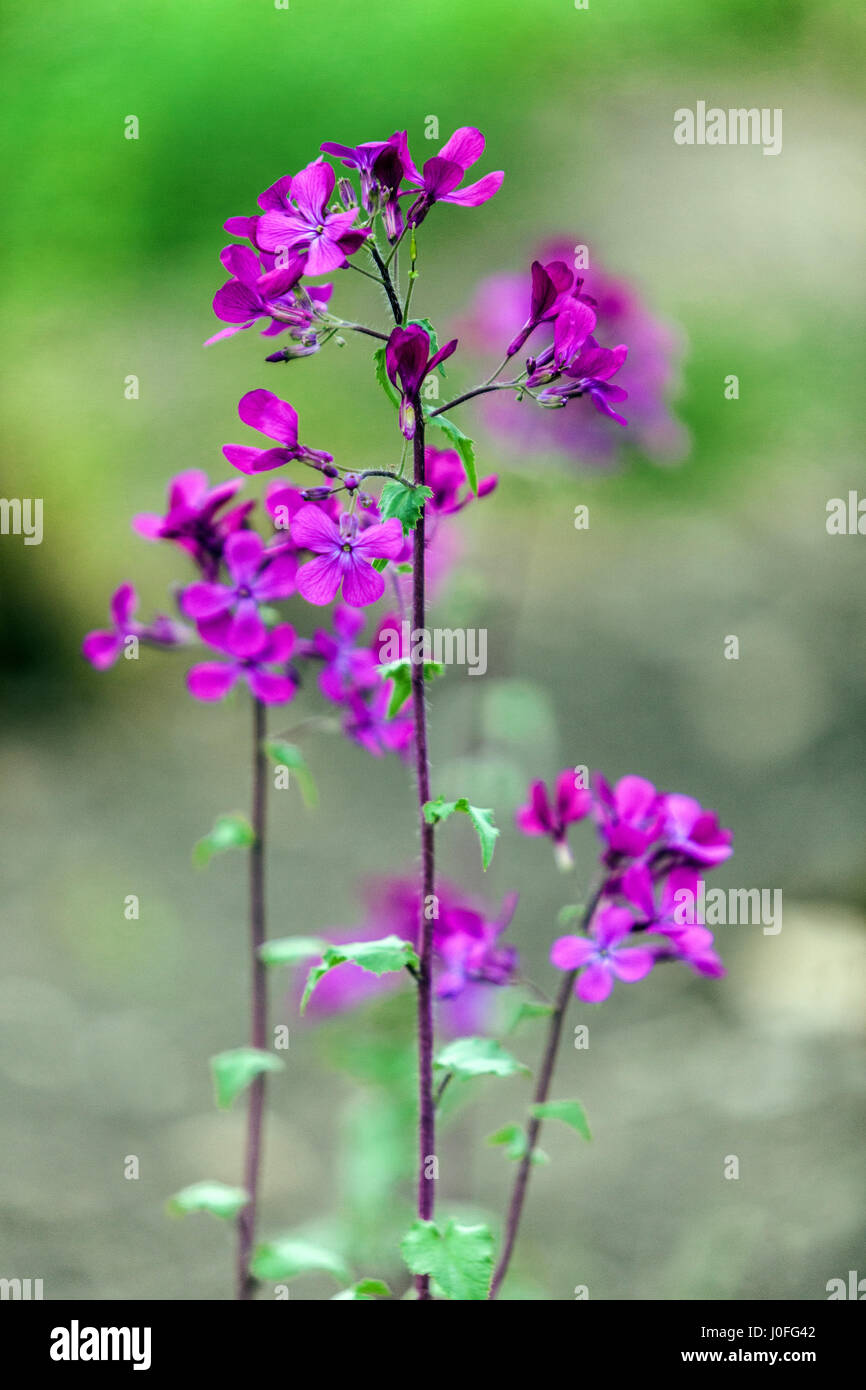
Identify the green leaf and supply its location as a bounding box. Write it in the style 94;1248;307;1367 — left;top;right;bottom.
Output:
508;999;556;1033
331;1277;391;1301
487;1125;550;1165
301;936;419;1014
530;1099;592;1141
434;1036;529;1080
425;410;477;494
192;812;255;868
262;739;318;809
373;346;400;410
401;1219;494;1301
259;936;327;968
378;657;444;717
167;1181;249;1221
250;1237;350;1285
378;480;433;535
423;796;499;870
556;903;584;928
210;1047;284;1110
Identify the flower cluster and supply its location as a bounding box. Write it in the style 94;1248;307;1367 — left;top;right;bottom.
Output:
517;770;732;1002
459;238;688;464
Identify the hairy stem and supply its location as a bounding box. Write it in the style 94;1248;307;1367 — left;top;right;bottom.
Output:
236;697;268;1300
410;397;436;1300
428;382;517;418
488;885;602;1300
368;243;403;324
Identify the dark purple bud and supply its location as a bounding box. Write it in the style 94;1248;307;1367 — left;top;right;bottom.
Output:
322;464;339;478
265;348;289;363
343;473;360;491
301;486;335;501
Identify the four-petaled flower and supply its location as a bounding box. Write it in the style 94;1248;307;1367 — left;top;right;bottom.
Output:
82;584;190;669
593;774;666;860
256;159;370;275
187;622;297;705
551;904;655;1003
223;389;333;475
291;506;404;607
181;531;297;657
132;469;254;579
385;324;457;439
516;769;593;868
397;127;504;227
300;604;380;702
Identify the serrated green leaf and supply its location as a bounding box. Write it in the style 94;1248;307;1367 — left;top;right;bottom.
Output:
301;936;419;1014
434;1036;529;1079
210;1047;284;1110
262;739;318;809
424;411;477;494
530;1099;592;1141
423;796;499;870
379;480;433;535
192;813;255;867
373;346;400;409
167;1181;249;1221
250;1237;350;1285
378;658;444;716
331;1277;392;1301
259;936;327;967
401;1219;494;1301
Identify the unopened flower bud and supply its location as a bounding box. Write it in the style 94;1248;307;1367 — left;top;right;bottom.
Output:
322;464;339;478
338;178;357;209
358;492;375;509
343;473;360;491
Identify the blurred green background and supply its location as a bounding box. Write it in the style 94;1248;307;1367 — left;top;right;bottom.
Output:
1;0;864;1300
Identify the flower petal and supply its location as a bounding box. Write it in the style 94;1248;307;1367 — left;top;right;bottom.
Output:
550;935;596;971
186;661;239;702
296;552;344;605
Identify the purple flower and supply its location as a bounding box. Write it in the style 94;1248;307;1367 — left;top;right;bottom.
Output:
132;469;254;579
320;137;395;208
187;622;296;705
222;173;297;245
551;904;655;1003
291;506;404;607
300;604;380;702
255;159;371;275
661;794;734;867
205;244;307;346
619;864;726;979
434;893;519;999
397;127;504;227
222;389;333;476
82;584;190;669
425;445;497;514
516;769;593;868
593;774;666;860
342;683;414;759
265;481;341;554
506;259;577;358
534;341;630;427
181;531;297;657
385;324;457;439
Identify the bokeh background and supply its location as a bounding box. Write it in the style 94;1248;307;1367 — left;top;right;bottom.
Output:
2;0;864;1300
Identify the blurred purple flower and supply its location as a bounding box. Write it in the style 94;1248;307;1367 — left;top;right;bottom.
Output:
299;604;380;702
551;903;655;1003
132;470;254;579
181;530;297;657
516;769;593;869
187;621;296;705
82;584;190;670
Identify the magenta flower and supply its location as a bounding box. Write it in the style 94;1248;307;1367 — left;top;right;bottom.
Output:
299;604;380;702
619;864;726;979
434;893;519;999
320;136;396;208
291;505;404;607
187;622;296;705
594;774;666;860
535;341;630;426
181;531;297;657
82;584;190;670
397;127;504;227
255;159;370;275
385;324;457;439
425;446;497;515
132;469;254;579
265;481;341;554
222;173;296;244
661;794;734;867
205;244;306;346
551;904;655;1003
516;769;593;868
506;259;577;358
222;389;333;475
342;683;414;759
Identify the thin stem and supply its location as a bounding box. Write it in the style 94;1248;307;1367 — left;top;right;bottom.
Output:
367;243;403;324
410;396;436;1300
402;228;418;324
341;322;390;342
488;884;603;1300
428;382;517;418
236;697;268;1301
484;352;513;386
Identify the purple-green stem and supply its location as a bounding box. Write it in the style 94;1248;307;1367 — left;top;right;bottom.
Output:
489;885;602;1299
411;394;436;1300
236;696;268;1300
